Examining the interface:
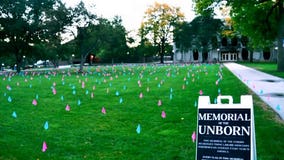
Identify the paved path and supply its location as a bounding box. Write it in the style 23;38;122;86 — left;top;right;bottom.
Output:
224;62;284;120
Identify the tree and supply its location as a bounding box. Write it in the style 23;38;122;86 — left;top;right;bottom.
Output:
69;1;96;72
174;21;192;53
98;16;128;63
194;0;284;71
174;14;223;62
140;2;184;63
0;0;70;72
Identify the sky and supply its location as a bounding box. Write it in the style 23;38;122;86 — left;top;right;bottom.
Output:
62;0;196;32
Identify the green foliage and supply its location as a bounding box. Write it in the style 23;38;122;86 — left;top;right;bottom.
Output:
231;0;278;48
70;2;128;66
240;62;284;78
174;22;192;52
140;2;184;63
194;0;284;71
76;17;128;63
174;16;223;53
0;0;71;72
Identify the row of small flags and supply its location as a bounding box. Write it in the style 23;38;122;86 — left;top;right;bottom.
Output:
3;64;225;153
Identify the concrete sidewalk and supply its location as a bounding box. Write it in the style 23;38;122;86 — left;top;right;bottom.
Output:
224;62;284;120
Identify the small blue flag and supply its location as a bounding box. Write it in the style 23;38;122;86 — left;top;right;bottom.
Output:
8;96;12;102
44;121;49;130
136;124;141;134
276;104;281;111
214;98;217;104
12;111;17;118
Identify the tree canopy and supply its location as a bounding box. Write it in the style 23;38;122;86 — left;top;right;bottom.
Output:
194;0;284;71
174;15;223;62
0;0;71;72
0;0;129;72
140;2;185;63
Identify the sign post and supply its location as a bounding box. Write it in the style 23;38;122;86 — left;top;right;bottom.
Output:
196;95;256;160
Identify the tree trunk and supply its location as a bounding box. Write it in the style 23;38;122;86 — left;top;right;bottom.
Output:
249;49;254;63
15;51;23;73
277;1;284;71
160;37;165;64
79;54;87;73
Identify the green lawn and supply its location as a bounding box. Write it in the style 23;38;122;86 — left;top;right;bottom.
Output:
239;62;284;78
0;64;283;159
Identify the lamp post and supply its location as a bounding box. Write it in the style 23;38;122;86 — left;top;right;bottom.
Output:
274;47;278;62
90;55;94;65
217;48;220;62
23;55;26;69
71;54;75;66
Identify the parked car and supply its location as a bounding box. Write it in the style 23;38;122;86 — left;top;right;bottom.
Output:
34;60;53;68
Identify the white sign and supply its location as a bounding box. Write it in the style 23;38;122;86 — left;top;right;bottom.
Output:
196;95;257;160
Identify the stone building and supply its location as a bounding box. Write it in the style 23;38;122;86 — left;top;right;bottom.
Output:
173;37;278;63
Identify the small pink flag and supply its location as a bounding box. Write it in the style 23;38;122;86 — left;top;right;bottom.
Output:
101;107;106;114
65;104;70;111
267;94;270;101
139;93;143;99
199;90;203;95
158;100;162;106
82;82;85;88
42;141;47;152
161;111;166;118
6;85;11;90
215;80;219;85
191;131;196;143
52;88;57;95
32;99;37;106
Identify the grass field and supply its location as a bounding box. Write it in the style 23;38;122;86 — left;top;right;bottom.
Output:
239;62;284;78
0;64;283;159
